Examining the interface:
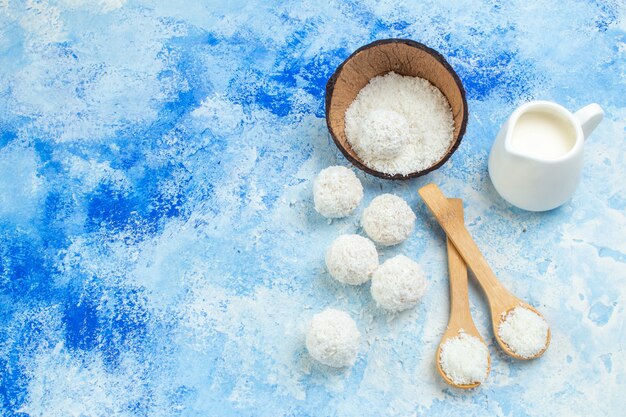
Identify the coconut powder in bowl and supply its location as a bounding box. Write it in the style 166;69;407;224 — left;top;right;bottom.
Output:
344;72;455;176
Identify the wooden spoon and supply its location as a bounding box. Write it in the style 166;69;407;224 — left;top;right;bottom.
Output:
419;184;550;360
436;199;491;388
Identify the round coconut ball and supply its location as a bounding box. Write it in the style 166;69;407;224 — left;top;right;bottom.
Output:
306;308;360;368
361;194;416;246
313;166;363;218
371;255;427;312
352;109;409;160
326;234;378;285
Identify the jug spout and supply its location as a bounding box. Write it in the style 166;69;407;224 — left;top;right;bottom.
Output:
574;103;604;140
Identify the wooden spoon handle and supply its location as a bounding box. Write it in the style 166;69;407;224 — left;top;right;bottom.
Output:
446;199;471;325
419;184;509;303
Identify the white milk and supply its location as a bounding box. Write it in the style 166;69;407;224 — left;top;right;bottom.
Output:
510;111;576;159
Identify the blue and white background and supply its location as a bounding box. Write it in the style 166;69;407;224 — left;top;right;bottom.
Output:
0;1;625;416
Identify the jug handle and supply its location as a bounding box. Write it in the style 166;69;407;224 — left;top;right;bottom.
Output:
574;103;604;140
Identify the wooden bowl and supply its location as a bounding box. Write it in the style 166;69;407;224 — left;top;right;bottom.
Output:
325;39;468;180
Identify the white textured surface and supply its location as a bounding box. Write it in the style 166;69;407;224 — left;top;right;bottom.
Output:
325;234;379;285
371;255;428;312
305;308;361;368
362;193;416;246
313;166;364;218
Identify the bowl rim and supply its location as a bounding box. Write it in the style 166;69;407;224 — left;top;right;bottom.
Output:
325;38;468;180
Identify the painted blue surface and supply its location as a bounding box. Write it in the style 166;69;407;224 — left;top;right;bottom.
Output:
0;1;625;416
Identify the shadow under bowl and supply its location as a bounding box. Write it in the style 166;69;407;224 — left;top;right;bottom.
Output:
325;39;468;180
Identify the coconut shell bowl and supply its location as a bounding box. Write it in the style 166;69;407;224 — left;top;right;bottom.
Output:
325;39;468;180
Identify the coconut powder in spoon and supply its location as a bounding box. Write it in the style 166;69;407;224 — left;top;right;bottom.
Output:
498;306;549;358
439;331;490;386
344;72;454;176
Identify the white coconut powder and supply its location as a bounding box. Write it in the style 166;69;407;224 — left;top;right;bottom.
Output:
439;331;490;386
344;72;454;176
498;306;549;359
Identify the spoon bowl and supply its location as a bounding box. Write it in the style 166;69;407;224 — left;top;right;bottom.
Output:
492;302;551;360
436;334;490;389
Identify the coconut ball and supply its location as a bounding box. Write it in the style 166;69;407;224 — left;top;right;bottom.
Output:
361;194;416;246
371;255;427;312
305;308;360;368
351;109;409;160
325;234;378;285
313;166;363;218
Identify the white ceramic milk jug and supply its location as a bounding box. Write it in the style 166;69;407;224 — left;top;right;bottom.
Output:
488;101;603;211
